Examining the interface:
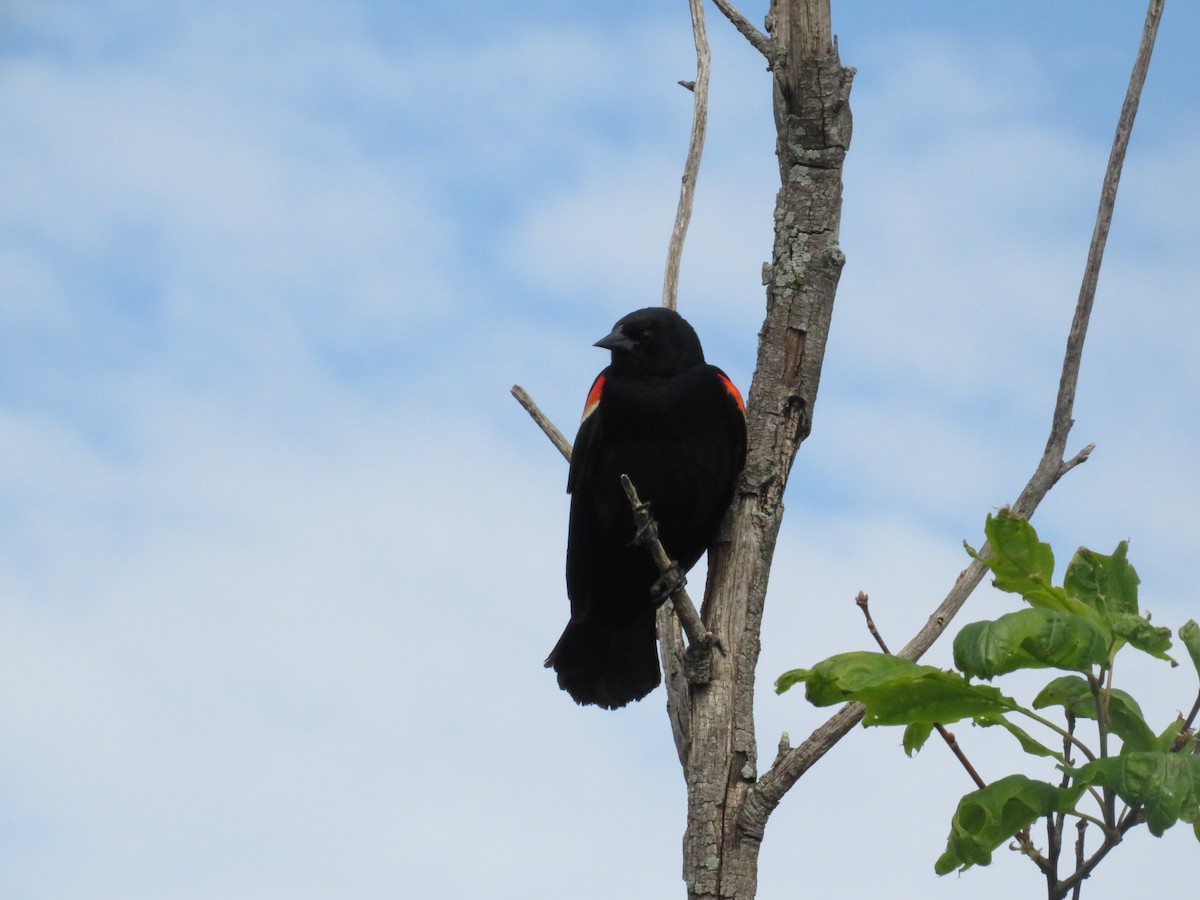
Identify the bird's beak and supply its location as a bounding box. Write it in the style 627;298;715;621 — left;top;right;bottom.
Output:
594;328;635;353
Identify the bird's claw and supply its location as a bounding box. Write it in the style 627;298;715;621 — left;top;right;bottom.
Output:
649;562;685;607
630;512;659;547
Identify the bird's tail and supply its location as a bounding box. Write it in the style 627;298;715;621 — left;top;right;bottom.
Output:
544;609;660;710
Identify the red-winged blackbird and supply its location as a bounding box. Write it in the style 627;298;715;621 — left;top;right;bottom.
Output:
545;307;747;709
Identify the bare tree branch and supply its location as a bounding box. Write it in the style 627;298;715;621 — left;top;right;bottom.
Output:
742;0;1166;834
658;0;719;759
1017;0;1164;517
856;592;987;790
510;384;572;462
619;474;715;650
1055;809;1143;898
712;0;773;58
659;605;692;766
662;0;711;311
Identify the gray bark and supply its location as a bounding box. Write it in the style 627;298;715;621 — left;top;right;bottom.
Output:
679;3;852;897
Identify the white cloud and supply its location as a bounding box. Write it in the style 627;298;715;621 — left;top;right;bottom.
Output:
0;10;458;371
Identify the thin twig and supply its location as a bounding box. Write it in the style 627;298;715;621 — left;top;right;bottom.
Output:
1047;711;1077;892
1055;809;1142;898
936;726;987;791
856;592;987;790
1088;672;1118;828
662;0;711;310
1013;828;1052;874
855;591;890;652
742;0;1165;830
711;0;774;58
511;385;572;462
620;474;715;650
1178;688;1200;739
1025;0;1165;512
656;0;712;758
1070;820;1087;900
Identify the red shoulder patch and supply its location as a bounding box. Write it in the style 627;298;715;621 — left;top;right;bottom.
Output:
718;372;745;413
581;373;605;422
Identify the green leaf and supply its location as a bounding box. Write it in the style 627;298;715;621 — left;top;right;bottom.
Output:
775;651;922;701
903;722;934;757
1157;718;1186;752
1111;613;1176;664
953;609;1108;679
777;651;1013;726
1107;694;1159;753
776;668;807;694
1069;753;1200;837
1032;674;1092;712
1063;542;1140;618
1031;675;1156;753
985;509;1054;588
975;713;1062;760
935;775;1084;874
1179;620;1200;680
977;510;1093;617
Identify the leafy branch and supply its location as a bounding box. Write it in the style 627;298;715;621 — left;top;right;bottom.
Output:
741;0;1166;838
779;510;1200;898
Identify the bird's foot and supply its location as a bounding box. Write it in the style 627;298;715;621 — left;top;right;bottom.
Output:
649;562;685;607
630;512;659;547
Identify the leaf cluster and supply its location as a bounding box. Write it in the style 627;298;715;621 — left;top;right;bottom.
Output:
777;510;1200;890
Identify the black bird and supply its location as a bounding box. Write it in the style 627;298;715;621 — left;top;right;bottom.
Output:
545;307;747;709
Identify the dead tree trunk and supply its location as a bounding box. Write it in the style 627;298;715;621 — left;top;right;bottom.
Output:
678;3;852;897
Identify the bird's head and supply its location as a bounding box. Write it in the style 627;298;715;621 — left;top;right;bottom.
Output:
594;307;705;376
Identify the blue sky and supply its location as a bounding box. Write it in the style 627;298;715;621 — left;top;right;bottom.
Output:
1;1;1198;897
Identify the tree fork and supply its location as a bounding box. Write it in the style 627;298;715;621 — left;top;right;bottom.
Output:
681;2;852;897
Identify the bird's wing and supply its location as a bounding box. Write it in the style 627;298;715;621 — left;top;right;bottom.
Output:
714;367;748;476
567;370;607;495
